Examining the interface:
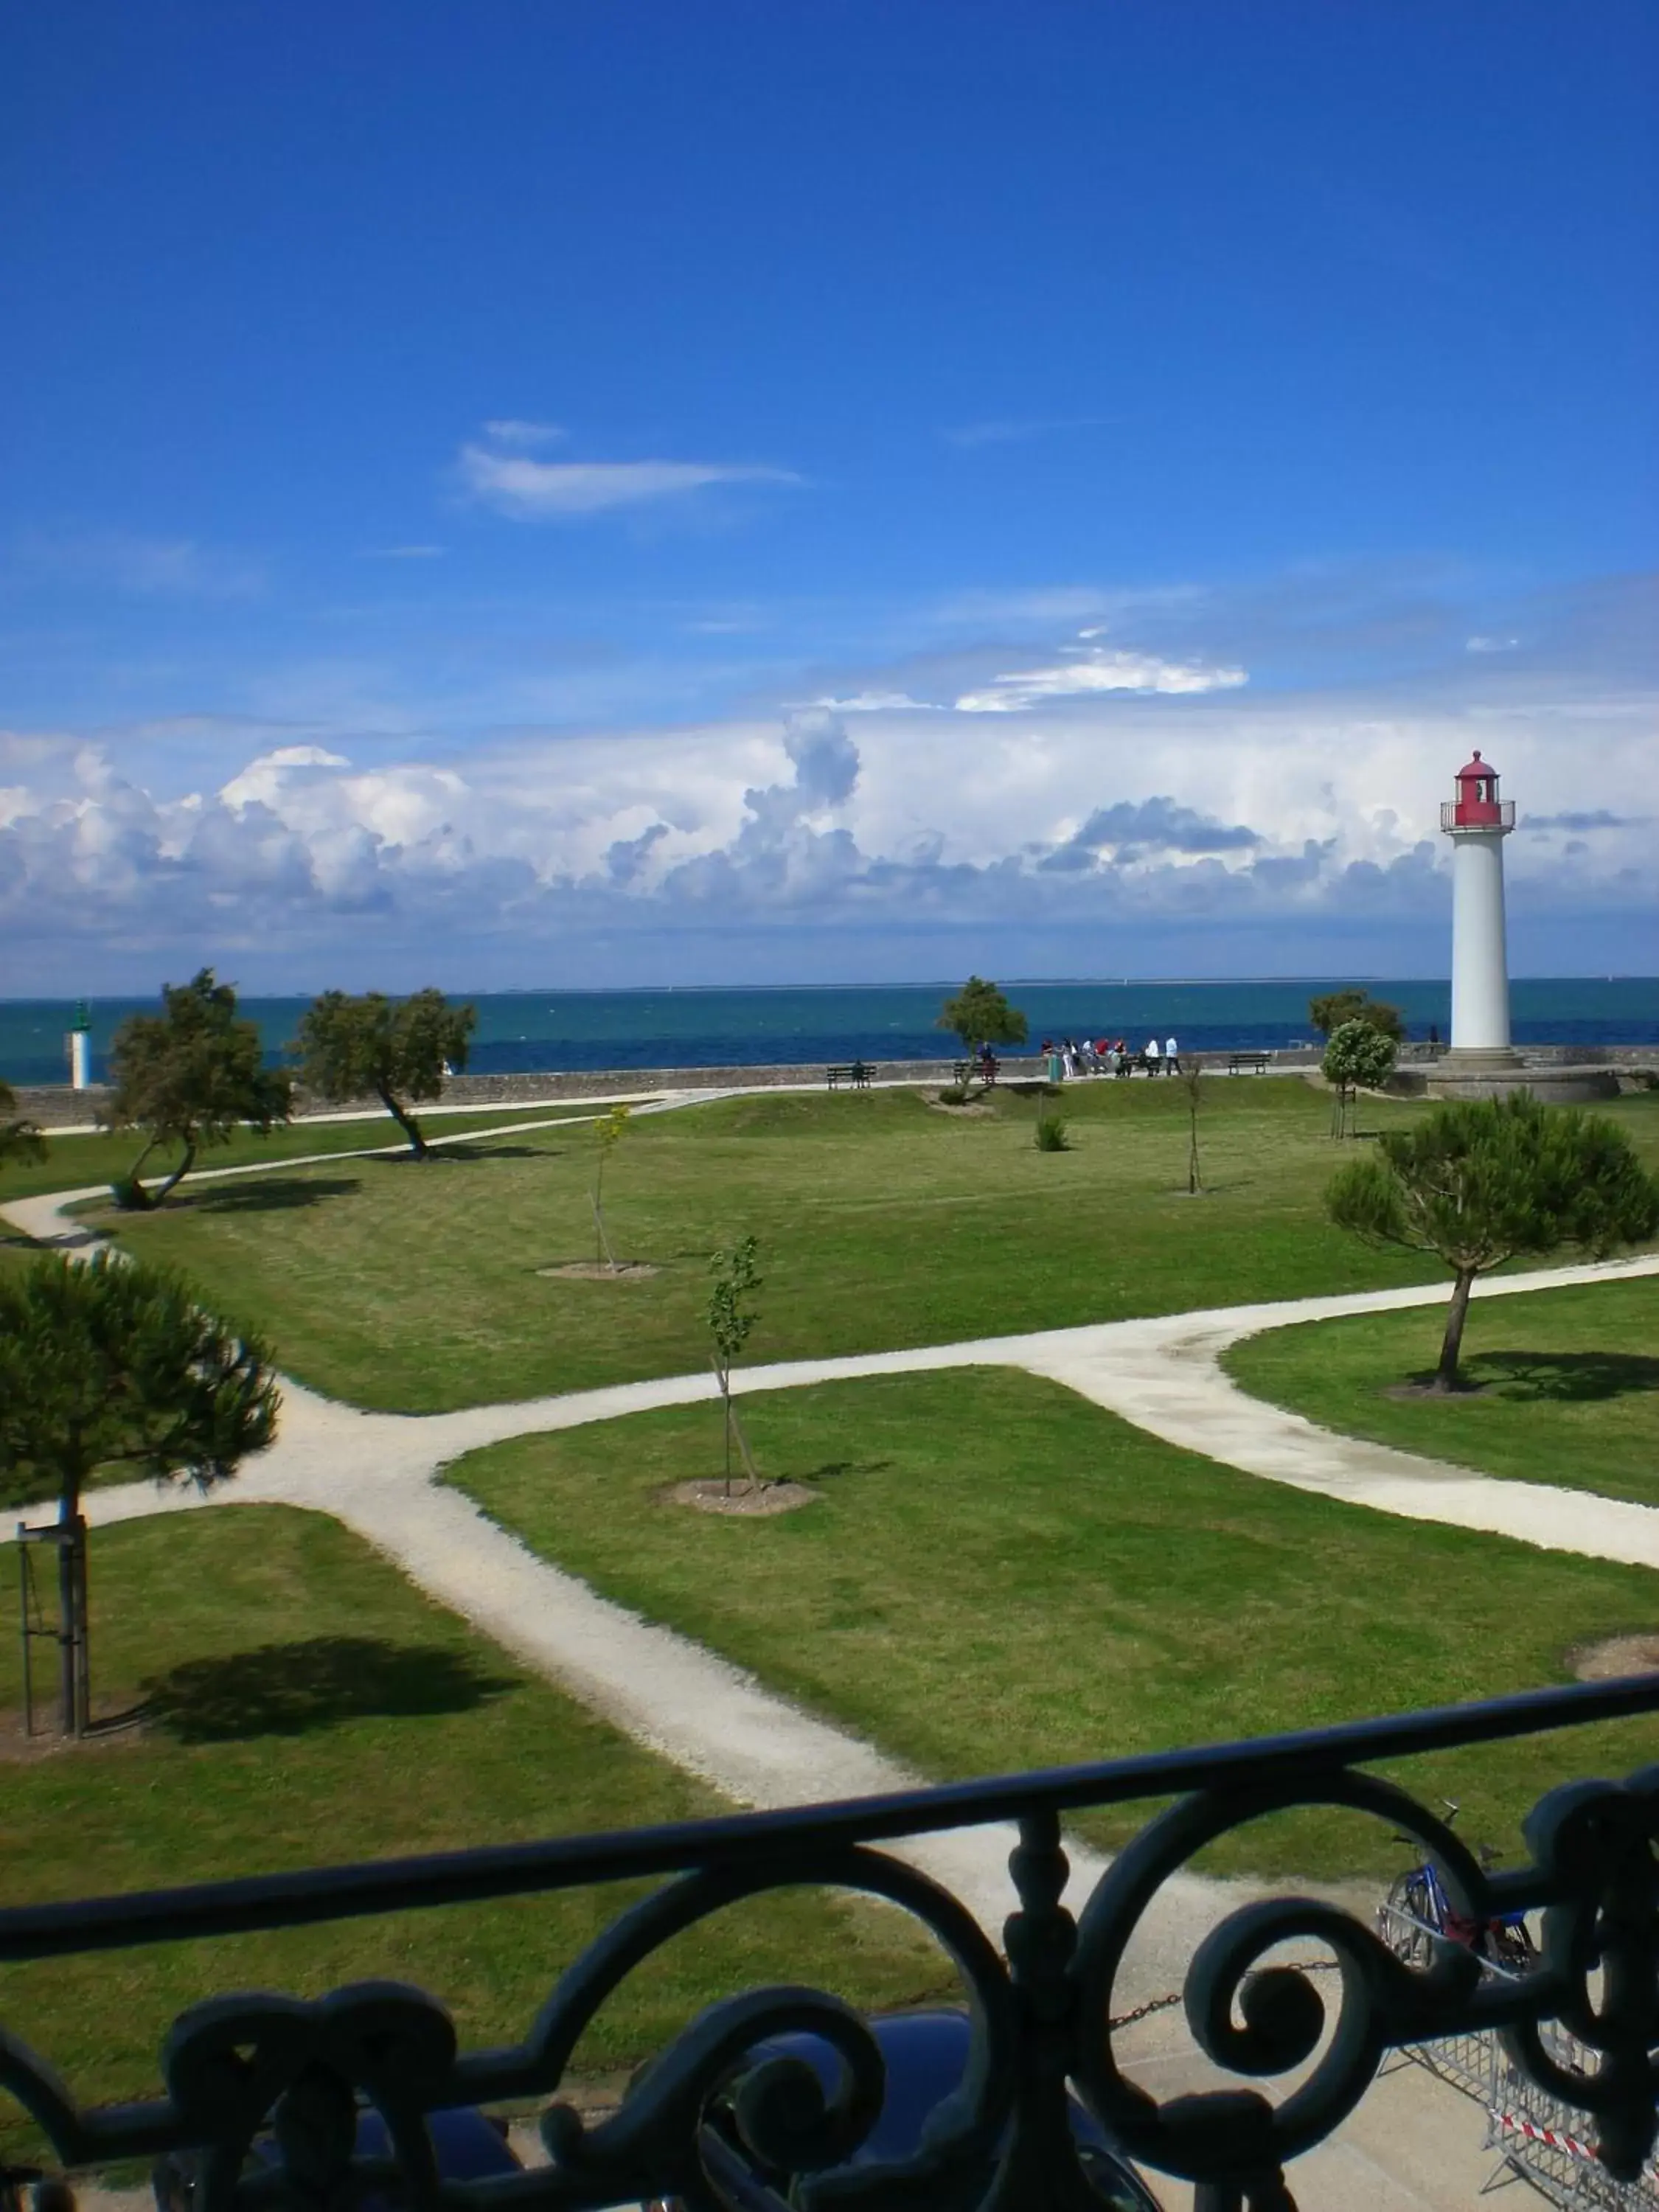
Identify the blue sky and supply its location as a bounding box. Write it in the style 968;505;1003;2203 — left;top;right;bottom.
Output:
2;0;1655;992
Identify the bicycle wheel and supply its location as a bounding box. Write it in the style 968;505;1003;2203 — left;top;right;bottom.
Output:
1381;1875;1432;1965
1485;1919;1537;1972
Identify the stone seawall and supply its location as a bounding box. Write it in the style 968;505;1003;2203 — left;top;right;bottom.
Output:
13;1040;1655;1130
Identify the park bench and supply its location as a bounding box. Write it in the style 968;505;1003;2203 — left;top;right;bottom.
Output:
826;1061;875;1090
1228;1051;1272;1076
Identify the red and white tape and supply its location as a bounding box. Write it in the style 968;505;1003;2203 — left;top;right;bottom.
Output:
1488;2107;1599;2163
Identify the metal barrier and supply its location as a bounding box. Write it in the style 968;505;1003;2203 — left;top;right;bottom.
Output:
7;1674;1659;2211
1377;1894;1659;2211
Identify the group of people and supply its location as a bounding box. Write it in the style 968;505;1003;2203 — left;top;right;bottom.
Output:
1041;1035;1181;1080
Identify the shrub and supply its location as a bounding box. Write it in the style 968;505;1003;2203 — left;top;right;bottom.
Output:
1034;1113;1071;1152
109;1177;153;1211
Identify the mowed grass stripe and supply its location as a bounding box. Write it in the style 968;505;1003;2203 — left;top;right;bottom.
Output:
0;1102;608;1203
78;1082;1659;1413
1224;1274;1659;1503
0;1507;936;2146
447;1365;1659;1882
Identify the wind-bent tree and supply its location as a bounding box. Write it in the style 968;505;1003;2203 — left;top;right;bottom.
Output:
938;976;1028;1084
1326;1093;1659;1391
1324;1019;1398;1138
0;1253;279;1735
1310;989;1404;1042
296;989;477;1158
104;970;293;1206
706;1234;763;1495
1;1077;46;1175
591;1102;633;1270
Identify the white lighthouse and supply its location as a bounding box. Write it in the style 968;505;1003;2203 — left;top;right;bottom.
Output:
1440;751;1520;1069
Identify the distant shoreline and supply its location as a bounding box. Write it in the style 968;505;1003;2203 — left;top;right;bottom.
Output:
6;978;1656;1089
14;1040;1658;1130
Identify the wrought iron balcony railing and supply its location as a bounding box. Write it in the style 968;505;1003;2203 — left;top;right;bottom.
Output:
4;1673;1659;2212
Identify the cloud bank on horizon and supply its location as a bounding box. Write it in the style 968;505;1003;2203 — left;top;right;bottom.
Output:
2;563;1652;993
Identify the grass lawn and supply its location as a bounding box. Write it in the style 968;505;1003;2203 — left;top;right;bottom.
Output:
0;1508;937;2155
1224;1275;1659;1503
448;1366;1659;1885
74;1082;1659;1413
0;1103;601;1203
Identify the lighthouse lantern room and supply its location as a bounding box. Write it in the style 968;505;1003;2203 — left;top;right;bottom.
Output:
1440;750;1514;835
1439;750;1520;1066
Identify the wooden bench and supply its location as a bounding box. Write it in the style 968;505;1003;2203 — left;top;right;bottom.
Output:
826;1062;875;1091
1228;1051;1272;1076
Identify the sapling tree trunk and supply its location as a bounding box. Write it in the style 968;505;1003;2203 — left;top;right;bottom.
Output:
715;1360;734;1493
1183;1065;1204;1194
591;1192;617;1270
1437;1266;1479;1390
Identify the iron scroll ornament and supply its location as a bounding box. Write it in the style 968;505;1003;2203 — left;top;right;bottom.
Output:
4;1678;1659;2211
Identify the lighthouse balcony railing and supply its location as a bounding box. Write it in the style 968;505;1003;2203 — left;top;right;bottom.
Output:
1441;799;1515;831
7;1672;1659;2209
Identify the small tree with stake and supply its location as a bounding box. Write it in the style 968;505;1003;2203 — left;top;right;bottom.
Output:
1323;1019;1397;1139
1326;1092;1659;1392
0;1253;279;1736
296;988;477;1158
706;1235;763;1496
937;976;1028;1088
103;970;293;1206
591;1103;633;1270
1179;1057;1207;1194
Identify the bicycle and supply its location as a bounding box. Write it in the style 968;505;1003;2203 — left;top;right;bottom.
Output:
1378;1800;1537;1973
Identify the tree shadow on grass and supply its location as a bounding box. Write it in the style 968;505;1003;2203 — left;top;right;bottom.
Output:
143;1636;518;1742
178;1176;361;1215
801;1458;895;1482
1468;1350;1659;1405
439;1141;551;1162
377;1144;552;1165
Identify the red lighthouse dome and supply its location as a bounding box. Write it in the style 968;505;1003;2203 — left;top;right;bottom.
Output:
1441;750;1514;832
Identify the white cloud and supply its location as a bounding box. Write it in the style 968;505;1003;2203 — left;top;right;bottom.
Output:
1467;635;1520;653
18;532;264;600
2;566;1652;983
955;644;1248;712
362;543;446;560
457;441;802;518
940;414;1113;448
480;419;566;448
808;691;933;712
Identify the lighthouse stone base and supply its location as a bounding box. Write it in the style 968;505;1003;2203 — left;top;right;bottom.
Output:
1425;1052;1623;1105
1439;1045;1523;1072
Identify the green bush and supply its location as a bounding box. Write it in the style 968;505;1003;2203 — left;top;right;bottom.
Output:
108;1176;153;1211
1034;1113;1071;1152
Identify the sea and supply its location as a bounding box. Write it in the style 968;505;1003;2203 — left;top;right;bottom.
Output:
2;979;1656;1089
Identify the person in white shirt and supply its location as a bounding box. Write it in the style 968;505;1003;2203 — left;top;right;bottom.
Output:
1165;1034;1180;1074
1144;1037;1161;1073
